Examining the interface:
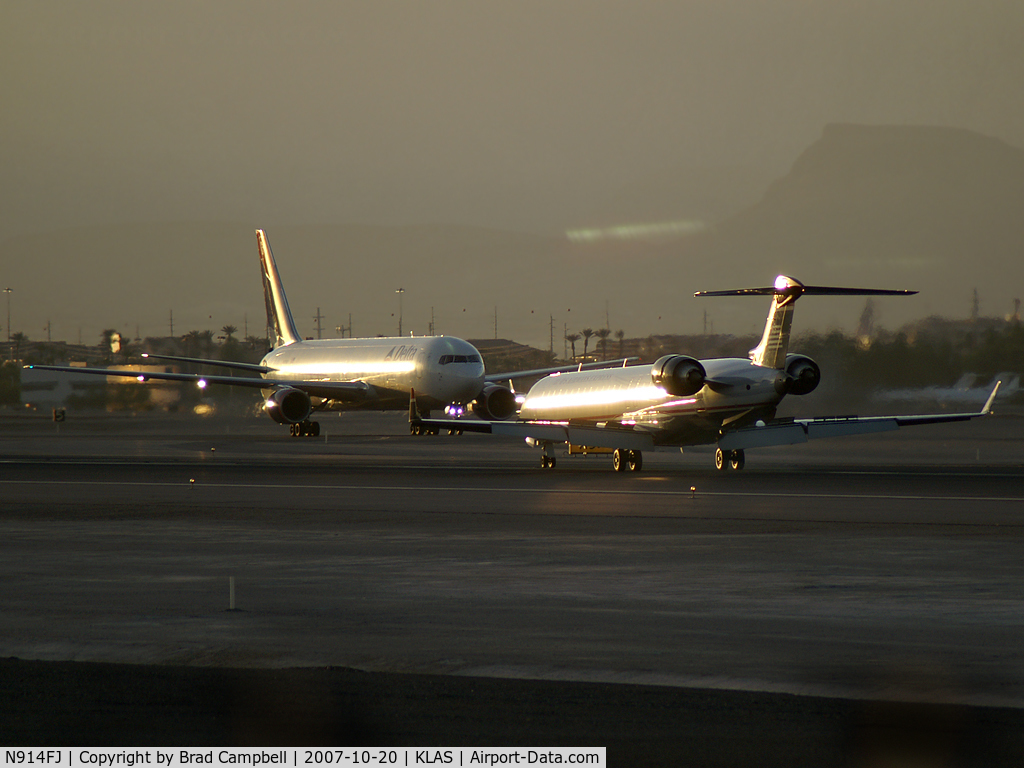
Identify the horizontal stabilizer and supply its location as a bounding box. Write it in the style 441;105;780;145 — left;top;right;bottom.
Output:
696;276;917;299
697;286;917;297
696;275;917;369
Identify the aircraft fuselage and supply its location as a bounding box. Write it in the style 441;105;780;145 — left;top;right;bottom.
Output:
261;335;485;411
519;357;784;446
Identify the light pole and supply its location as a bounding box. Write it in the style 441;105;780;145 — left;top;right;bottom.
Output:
3;288;10;360
396;287;405;337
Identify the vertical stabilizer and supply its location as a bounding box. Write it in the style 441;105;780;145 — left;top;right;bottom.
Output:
749;278;802;368
256;229;303;348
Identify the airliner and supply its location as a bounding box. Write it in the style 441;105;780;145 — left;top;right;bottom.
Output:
410;275;1000;470
876;372;1018;407
28;230;617;435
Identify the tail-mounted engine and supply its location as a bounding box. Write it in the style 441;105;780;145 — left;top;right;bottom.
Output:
471;383;518;421
651;355;706;396
782;354;821;396
264;387;313;424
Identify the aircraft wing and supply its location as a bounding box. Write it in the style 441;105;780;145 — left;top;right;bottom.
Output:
24;364;375;402
139;353;272;374
485;357;639;384
718;382;1000;451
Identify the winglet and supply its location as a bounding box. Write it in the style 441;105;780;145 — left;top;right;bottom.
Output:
982;381;1001;415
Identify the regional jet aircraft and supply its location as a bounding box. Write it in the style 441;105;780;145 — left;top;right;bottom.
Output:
28;230;620;436
409;275;1000;470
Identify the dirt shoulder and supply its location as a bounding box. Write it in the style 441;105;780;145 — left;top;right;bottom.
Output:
2;658;1024;766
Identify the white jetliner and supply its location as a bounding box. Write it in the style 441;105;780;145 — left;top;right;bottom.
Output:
877;372;1018;406
28;230;624;435
410;275;1000;471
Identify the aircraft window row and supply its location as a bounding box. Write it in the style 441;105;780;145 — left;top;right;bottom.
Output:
439;354;482;365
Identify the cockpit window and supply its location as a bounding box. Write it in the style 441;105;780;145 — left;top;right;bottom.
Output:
439;354;482;365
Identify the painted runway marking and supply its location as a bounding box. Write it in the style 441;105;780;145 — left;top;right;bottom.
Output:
2;478;1022;504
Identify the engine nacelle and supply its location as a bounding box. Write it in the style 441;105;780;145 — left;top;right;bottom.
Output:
264;387;312;424
471;383;518;421
651;355;706;397
783;354;821;396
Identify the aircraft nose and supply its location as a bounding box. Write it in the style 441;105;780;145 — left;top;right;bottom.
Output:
452;366;485;401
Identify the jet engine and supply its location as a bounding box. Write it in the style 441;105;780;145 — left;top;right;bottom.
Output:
651;355;706;396
783;354;821;396
471;383;518;420
264;387;312;424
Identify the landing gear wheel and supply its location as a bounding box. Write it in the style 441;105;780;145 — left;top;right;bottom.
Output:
613;449;643;472
627;450;643;472
612;449;627;472
541;455;557;469
715;447;745;470
728;448;745;471
715;447;727;471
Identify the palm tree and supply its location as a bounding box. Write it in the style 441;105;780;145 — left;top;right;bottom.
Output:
10;331;27;361
565;332;580;361
197;329;215;357
581;328;594;359
615;329;625;359
219;324;242;361
182;330;203;358
595;328;611;360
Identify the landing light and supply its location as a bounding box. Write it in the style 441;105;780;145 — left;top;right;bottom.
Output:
197;379;208;389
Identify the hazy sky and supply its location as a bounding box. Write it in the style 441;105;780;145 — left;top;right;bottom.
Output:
4;1;1023;236
3;1;1024;346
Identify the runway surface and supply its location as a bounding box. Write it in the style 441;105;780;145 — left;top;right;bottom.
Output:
2;409;1024;759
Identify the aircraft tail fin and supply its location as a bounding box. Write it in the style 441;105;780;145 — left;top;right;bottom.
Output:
256;229;303;349
696;276;916;369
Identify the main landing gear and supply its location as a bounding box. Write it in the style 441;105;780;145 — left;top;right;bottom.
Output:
714;447;745;471
537;445;644;471
289;420;320;437
612;448;643;472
